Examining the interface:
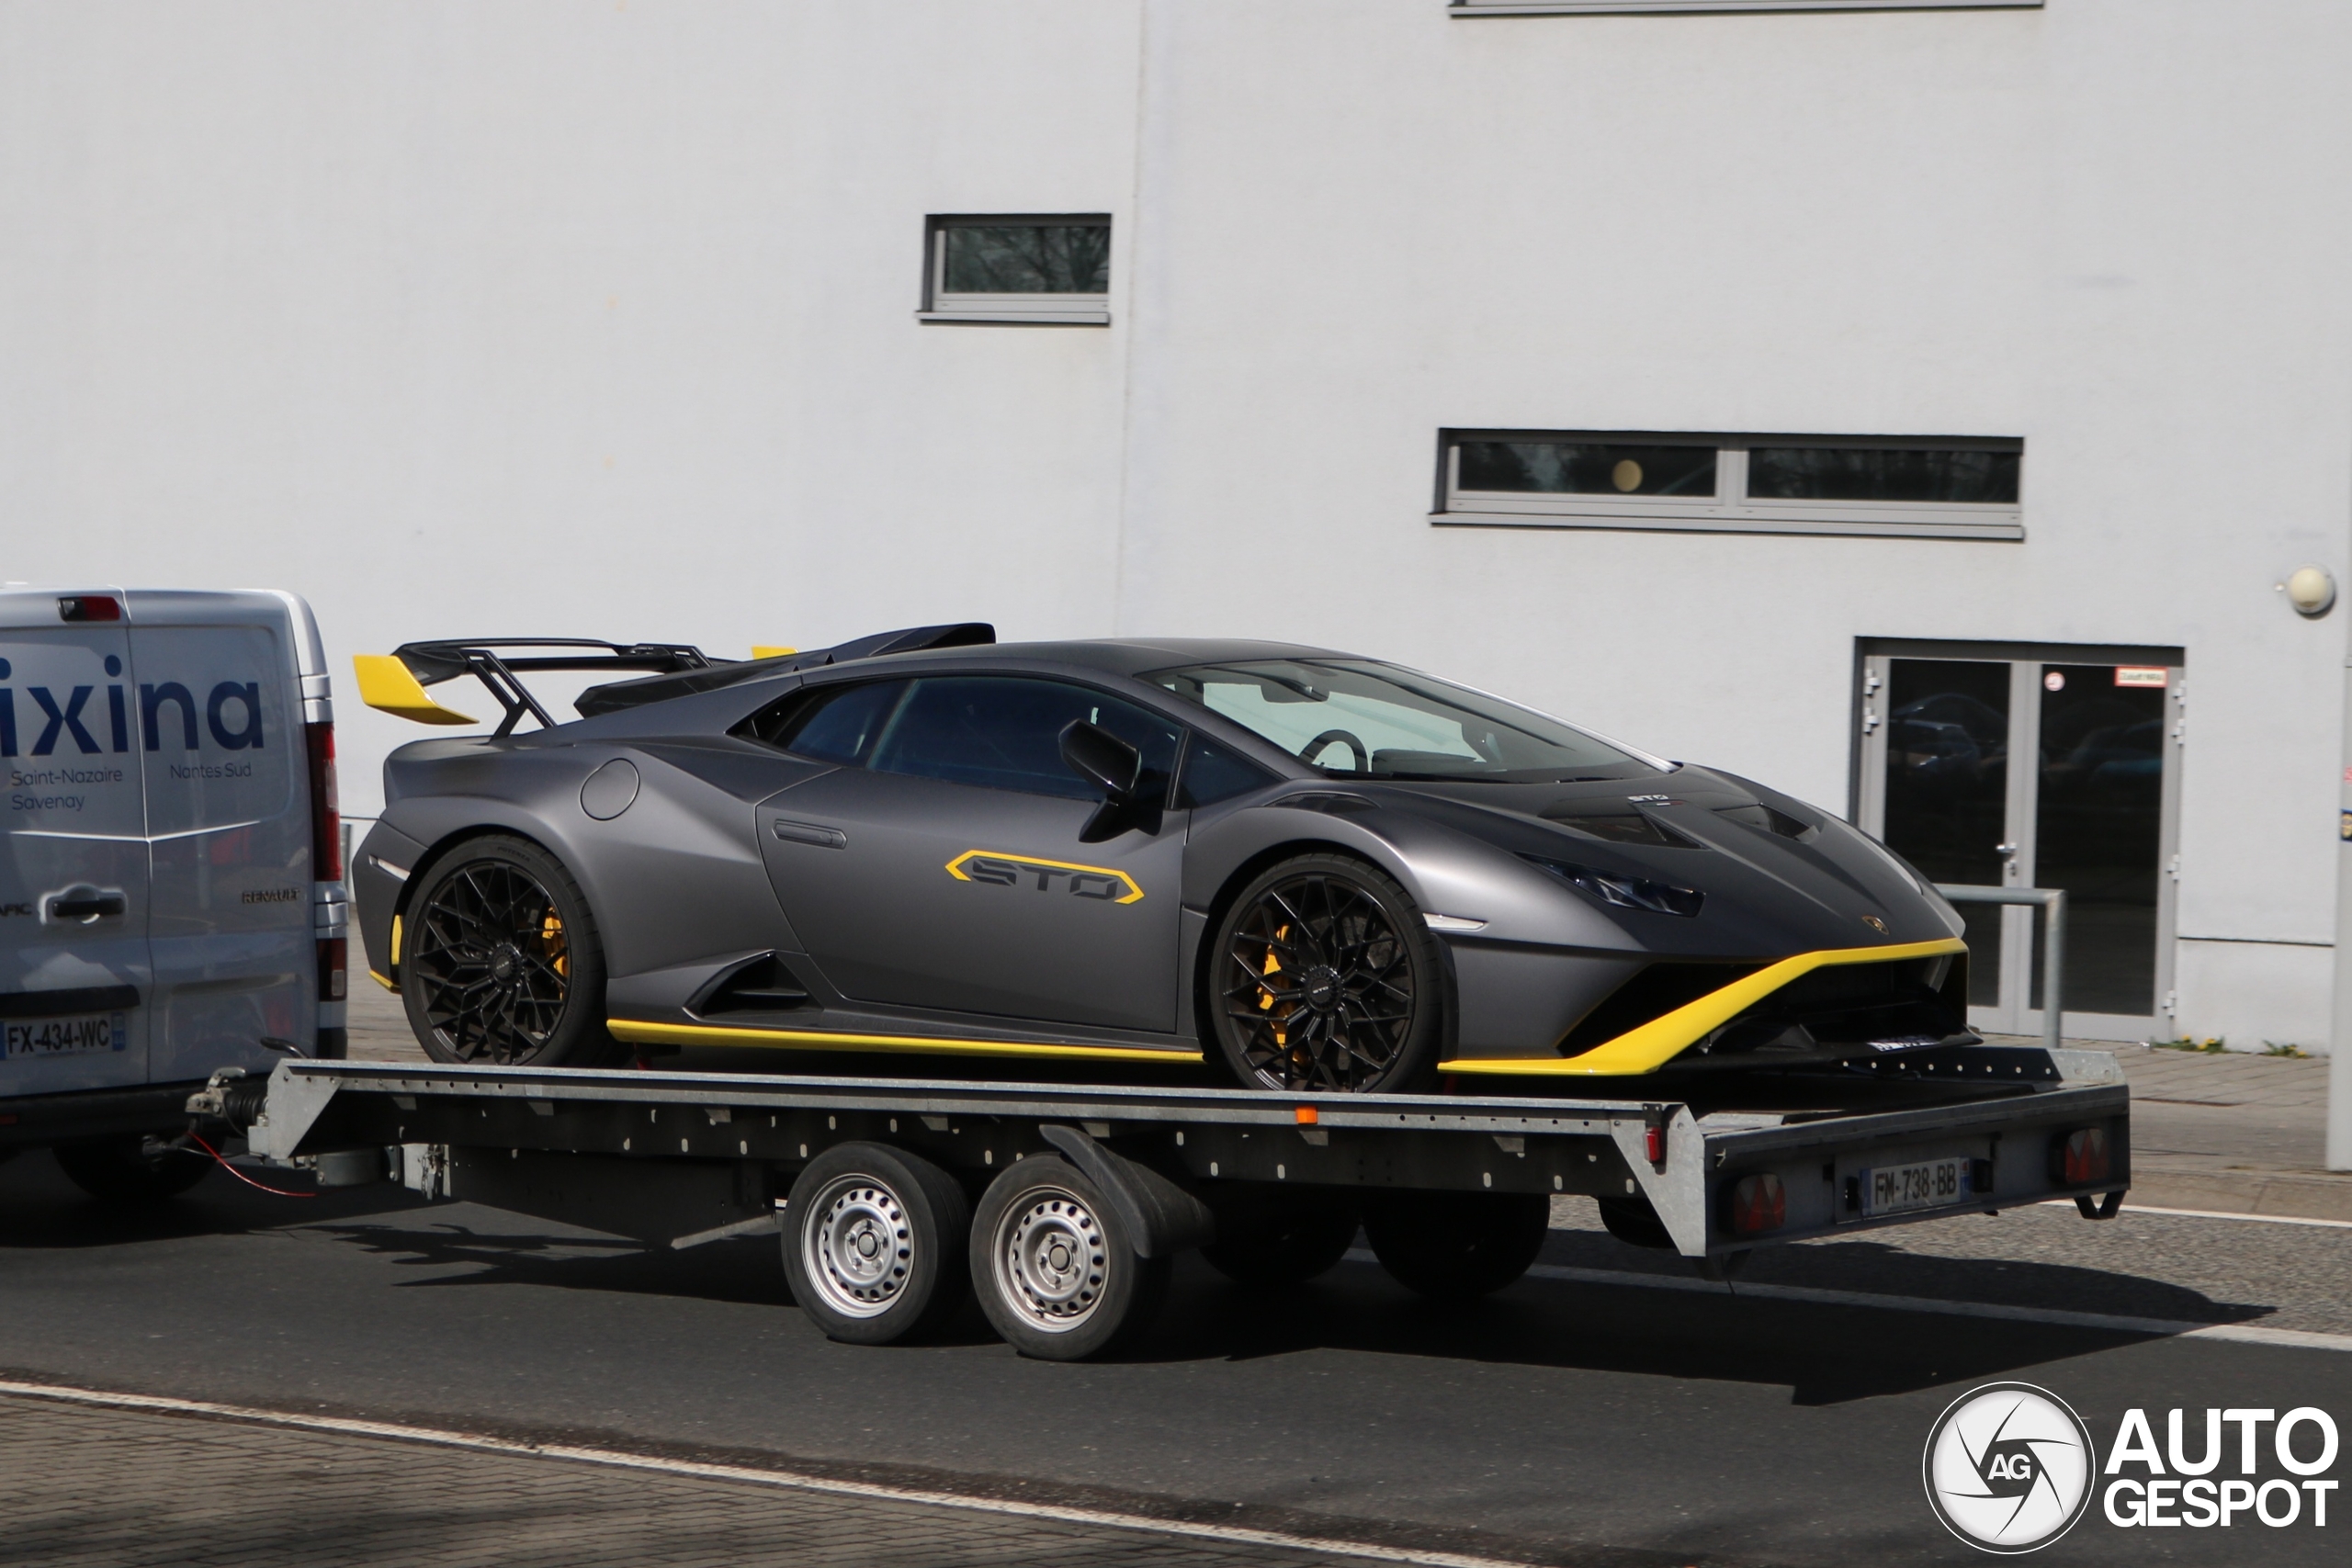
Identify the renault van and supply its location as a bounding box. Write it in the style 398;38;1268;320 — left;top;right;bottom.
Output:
1;587;345;1199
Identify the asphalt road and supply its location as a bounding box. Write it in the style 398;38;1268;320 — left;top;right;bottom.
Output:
2;1145;2346;1568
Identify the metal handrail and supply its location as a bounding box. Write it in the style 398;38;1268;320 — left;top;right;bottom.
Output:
1933;885;2066;1053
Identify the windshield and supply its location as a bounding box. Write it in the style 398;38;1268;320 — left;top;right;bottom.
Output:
1146;659;1648;783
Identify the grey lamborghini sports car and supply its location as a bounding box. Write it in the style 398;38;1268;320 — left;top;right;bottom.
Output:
351;624;1973;1094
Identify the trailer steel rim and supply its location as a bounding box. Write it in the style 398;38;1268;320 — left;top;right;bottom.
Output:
409;860;572;1065
1221;872;1416;1092
803;1174;914;1318
993;1184;1108;1332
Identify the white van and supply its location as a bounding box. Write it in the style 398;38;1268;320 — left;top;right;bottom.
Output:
1;587;345;1199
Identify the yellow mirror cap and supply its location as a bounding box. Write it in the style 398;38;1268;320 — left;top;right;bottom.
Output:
751;645;797;660
353;654;478;726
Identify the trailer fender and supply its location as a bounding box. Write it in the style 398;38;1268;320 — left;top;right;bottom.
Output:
1038;1124;1216;1259
1610;1106;1708;1258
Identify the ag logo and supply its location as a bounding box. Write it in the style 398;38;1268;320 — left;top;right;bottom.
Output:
944;850;1143;905
1862;914;1890;934
1924;1382;2098;1553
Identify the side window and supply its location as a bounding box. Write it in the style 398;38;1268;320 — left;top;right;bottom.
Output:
869;677;1180;802
1175;733;1274;808
741;681;908;764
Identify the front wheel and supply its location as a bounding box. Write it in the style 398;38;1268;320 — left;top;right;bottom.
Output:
401;835;620;1067
1201;1191;1359;1288
1206;854;1442;1094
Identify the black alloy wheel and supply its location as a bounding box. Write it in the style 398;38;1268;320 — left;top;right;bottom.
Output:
1210;853;1440;1094
402;836;618;1067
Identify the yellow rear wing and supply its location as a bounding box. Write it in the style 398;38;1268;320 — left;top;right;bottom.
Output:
353;654;478;726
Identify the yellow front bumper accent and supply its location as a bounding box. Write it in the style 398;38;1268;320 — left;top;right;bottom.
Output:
1438;935;1966;1077
608;1018;1201;1065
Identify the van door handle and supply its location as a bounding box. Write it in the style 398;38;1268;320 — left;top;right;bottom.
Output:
47;889;128;922
771;819;848;850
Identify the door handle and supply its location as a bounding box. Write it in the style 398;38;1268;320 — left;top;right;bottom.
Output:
771;819;848;850
46;887;128;922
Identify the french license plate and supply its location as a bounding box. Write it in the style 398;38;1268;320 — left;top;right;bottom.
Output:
4;1011;128;1058
1862;1156;1971;1217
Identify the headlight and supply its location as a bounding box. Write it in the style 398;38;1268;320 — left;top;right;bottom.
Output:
1521;854;1704;918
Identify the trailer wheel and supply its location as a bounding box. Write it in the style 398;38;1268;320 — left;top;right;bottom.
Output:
1201;1193;1359;1288
971;1156;1169;1360
1363;1190;1548;1301
52;1135;211;1203
1595;1193;1675;1250
782;1143;970;1346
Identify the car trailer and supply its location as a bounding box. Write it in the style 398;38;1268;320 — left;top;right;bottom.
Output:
189;1046;2131;1360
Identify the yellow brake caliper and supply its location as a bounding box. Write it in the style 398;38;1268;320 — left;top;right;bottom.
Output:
1262;925;1287;1046
541;910;568;980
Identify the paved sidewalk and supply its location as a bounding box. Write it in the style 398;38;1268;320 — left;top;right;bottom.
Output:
0;1393;1407;1568
2097;1042;2350;1220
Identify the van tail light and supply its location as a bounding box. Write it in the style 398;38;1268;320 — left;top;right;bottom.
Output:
57;593;121;622
305;721;342;882
318;937;348;1002
1728;1173;1787;1236
2052;1127;2110;1187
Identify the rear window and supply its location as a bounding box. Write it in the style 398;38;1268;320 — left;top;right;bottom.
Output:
135;626;294;836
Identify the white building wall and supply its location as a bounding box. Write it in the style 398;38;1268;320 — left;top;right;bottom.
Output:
0;0;2344;1044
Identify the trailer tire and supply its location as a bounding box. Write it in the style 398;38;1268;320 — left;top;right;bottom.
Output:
972;1156;1169;1360
1595;1193;1675;1250
1201;1192;1359;1288
783;1143;970;1345
52;1135;211;1203
1363;1190;1548;1301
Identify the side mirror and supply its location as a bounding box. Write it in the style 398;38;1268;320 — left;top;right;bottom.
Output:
1059;720;1142;801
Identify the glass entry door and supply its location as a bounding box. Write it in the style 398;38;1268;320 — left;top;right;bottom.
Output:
1857;648;2182;1041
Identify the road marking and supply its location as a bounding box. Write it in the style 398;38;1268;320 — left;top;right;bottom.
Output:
1343;1253;2352;1353
0;1380;1520;1568
2036;1200;2352;1231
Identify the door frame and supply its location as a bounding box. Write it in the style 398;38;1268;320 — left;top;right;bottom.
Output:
1851;637;2186;1043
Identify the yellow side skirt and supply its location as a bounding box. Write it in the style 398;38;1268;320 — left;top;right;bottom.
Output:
607;1018;1203;1065
1438;935;1967;1077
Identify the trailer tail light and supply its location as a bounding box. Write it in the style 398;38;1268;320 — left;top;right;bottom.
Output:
1645;1124;1666;1166
318;937;347;1002
57;593;121;622
305;720;343;881
1728;1172;1786;1236
2052;1126;2110;1188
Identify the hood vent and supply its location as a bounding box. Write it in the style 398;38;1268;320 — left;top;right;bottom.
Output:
1715;802;1819;842
1540;802;1702;849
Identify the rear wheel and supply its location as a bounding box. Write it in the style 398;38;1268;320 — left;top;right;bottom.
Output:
971;1156;1169;1360
53;1135;210;1202
782;1143;971;1345
1201;1191;1359;1288
401;835;620;1067
1207;854;1442;1093
1363;1190;1548;1301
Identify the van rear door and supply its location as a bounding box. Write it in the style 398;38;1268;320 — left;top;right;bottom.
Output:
1;592;153;1094
130;597;313;1084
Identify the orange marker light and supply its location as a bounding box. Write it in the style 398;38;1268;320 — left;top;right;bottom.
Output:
1295;1106;1319;1125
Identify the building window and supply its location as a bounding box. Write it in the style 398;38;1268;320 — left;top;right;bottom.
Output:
920;215;1112;326
1434;432;2024;539
1450;2;2041;15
